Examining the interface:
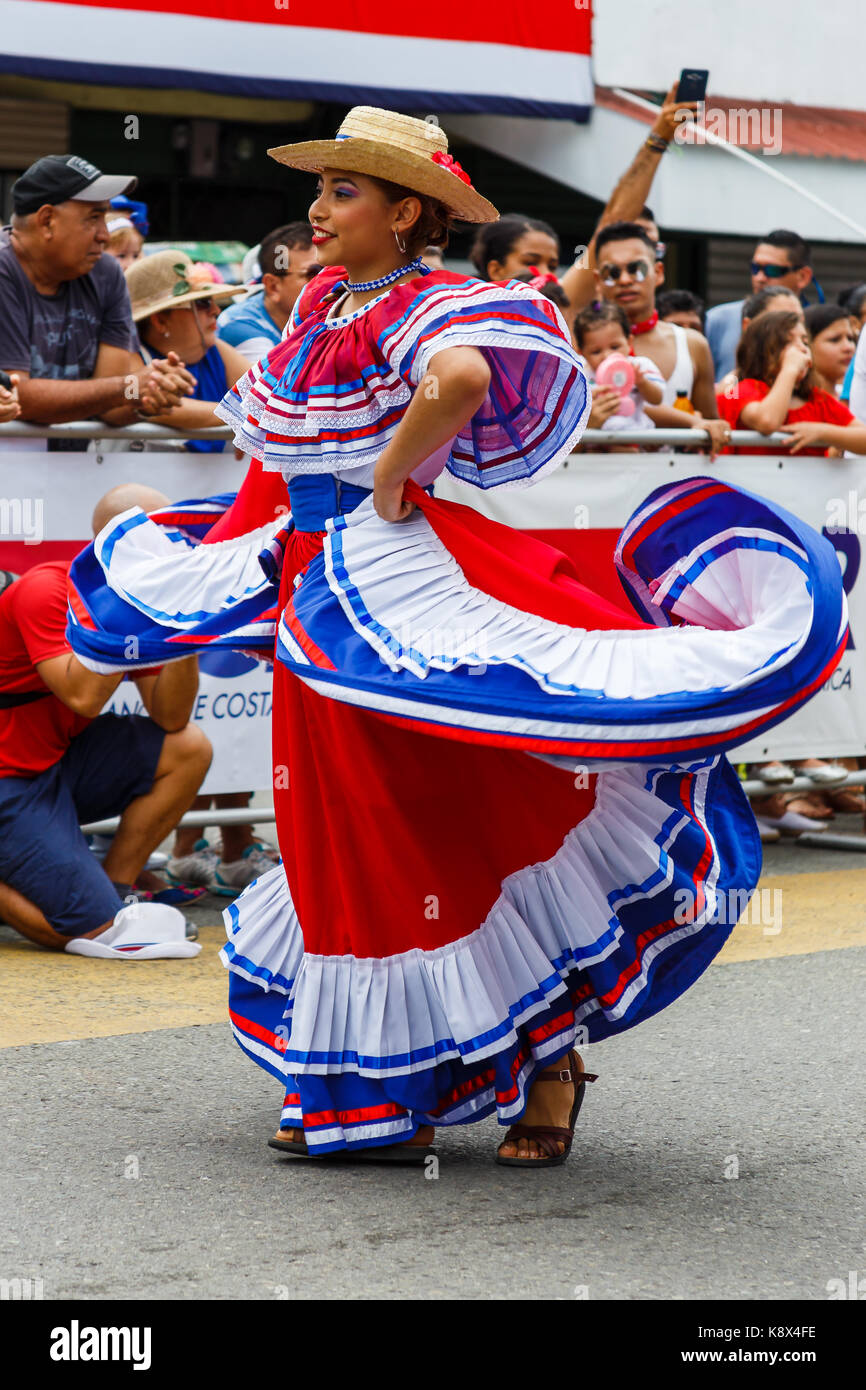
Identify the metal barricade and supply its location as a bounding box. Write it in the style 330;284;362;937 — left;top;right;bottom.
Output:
0;421;795;448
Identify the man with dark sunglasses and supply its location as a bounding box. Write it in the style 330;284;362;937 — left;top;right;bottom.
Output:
706;229;814;378
594;221;729;452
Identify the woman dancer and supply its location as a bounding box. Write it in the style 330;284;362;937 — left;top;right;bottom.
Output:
70;109;846;1168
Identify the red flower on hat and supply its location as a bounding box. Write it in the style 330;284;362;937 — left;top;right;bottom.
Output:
430;151;472;186
527;269;559;290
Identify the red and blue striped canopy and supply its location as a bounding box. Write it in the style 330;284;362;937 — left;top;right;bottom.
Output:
0;1;593;118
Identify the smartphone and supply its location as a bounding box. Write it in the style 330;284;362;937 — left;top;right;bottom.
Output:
0;370;12;391
675;69;709;103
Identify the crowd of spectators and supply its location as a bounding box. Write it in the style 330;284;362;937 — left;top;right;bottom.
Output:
3;81;866;953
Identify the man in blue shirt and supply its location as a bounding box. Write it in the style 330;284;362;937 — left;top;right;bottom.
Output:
218;222;318;360
706;229;815;378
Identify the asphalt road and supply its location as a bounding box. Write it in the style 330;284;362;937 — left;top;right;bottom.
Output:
1;825;865;1302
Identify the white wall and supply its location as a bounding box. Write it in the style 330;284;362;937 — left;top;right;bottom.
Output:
593;0;865;111
446;109;866;243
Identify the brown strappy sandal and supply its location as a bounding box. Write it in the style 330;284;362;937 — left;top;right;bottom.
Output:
495;1050;597;1168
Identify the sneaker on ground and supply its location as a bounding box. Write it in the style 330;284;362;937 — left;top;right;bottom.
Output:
212;845;277;897
216;835;281;864
166;838;219;888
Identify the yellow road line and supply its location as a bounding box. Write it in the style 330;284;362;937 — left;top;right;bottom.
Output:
0;871;864;1048
714;870;866;964
0;923;228;1048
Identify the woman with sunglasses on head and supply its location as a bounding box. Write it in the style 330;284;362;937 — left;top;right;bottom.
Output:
71;109;846;1169
126;251;251;452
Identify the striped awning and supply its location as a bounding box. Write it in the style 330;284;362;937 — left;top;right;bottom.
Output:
0;1;593;119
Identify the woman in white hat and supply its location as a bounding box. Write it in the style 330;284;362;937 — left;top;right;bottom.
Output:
72;108;845;1169
126;251;249;452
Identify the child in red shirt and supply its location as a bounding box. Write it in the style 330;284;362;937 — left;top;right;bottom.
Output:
716;309;866;455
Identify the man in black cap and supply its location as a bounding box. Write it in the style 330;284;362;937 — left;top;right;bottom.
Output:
0;155;193;428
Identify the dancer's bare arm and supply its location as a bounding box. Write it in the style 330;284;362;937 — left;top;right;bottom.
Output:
373;347;491;521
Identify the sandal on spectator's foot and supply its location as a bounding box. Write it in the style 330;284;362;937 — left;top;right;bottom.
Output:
148;884;207;907
798;760;848;787
827;788;866;814
759;809;829;836
495;1051;597;1169
755;817;781;843
755;762;795;786
268;1127;436;1165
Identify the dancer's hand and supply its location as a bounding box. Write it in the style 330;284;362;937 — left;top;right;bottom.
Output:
373;456;416;522
373;478;415;522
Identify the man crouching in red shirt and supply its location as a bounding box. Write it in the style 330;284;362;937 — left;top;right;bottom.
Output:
0;515;211;952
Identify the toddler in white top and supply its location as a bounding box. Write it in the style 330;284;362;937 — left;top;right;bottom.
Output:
576;302;664;432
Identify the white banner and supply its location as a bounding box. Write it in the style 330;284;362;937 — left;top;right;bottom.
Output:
4;448;862;771
104;652;273;796
437;454;865;762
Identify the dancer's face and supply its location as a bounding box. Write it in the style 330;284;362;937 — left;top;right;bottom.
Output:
308;169;420;274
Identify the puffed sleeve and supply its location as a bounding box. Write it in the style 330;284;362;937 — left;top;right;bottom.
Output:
214;265;346;460
379;276;591;490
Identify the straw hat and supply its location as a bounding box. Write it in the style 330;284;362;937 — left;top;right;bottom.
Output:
268;107;498;224
126;250;245;322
